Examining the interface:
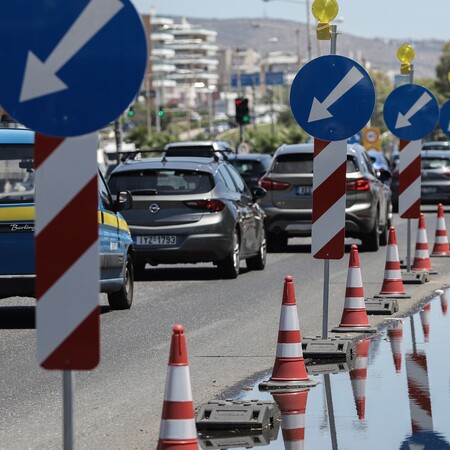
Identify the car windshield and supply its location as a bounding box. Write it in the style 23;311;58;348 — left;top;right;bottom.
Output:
0;144;34;204
230;160;264;176
109;169;213;195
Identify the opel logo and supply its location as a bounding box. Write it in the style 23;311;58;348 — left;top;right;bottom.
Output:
149;203;160;213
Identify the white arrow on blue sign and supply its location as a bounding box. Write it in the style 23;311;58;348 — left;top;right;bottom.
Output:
383;84;439;140
439;100;450;138
290;55;375;141
0;0;147;137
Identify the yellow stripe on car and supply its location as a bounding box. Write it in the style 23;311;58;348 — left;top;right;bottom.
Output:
0;205;35;221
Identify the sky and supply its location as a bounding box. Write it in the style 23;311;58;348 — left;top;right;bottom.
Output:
131;0;449;42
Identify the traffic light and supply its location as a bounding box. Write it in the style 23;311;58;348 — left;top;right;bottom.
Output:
158;106;164;117
127;105;135;117
235;97;250;125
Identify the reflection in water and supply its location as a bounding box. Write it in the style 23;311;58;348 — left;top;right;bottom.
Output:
233;289;450;449
349;339;370;420
387;319;403;373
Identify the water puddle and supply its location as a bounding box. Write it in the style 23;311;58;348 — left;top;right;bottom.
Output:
198;288;450;449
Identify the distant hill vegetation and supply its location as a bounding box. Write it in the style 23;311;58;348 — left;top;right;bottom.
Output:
169;16;444;79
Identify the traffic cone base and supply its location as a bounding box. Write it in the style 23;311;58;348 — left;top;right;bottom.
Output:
259;276;318;391
333;245;377;333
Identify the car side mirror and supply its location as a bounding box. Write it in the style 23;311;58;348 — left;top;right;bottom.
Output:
251;186;267;201
377;169;392;182
116;190;133;211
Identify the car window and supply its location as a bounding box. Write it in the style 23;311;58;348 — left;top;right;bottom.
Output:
346;156;358;173
226;164;251;195
99;172;114;210
422;157;450;169
109;169;213;195
272;154;313;173
230;160;263;176
0;143;34;204
361;151;376;176
218;165;238;192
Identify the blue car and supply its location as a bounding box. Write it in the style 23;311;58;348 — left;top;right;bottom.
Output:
0;126;135;309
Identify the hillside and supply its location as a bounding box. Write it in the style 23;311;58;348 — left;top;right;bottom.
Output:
172;16;444;79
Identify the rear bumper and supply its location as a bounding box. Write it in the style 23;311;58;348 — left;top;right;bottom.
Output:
133;233;232;265
0;275;35;299
263;204;376;237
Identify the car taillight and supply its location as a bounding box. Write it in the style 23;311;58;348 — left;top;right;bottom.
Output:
184;199;225;212
259;177;290;191
346;178;370;191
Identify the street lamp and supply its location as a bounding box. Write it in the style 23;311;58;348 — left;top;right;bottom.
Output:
262;0;312;61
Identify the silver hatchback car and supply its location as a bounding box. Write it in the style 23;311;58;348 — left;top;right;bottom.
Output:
108;155;267;279
421;149;450;204
258;143;392;252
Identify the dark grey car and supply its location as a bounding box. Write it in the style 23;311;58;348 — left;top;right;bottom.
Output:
421;149;450;204
258;143;392;252
227;153;272;189
108;156;267;279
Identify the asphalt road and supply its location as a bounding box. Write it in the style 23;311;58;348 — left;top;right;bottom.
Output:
1;207;449;449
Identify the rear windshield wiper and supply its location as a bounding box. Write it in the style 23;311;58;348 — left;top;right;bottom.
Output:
129;189;157;195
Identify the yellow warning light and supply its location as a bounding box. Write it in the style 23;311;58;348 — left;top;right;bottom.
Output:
312;0;339;22
447;71;450;82
397;43;415;64
316;22;332;40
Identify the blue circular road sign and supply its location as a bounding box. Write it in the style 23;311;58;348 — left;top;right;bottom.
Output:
290;55;375;141
0;0;147;137
439;100;450;138
383;84;439;140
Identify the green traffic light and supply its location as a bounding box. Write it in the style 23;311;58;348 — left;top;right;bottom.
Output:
158;110;164;117
128;109;135;117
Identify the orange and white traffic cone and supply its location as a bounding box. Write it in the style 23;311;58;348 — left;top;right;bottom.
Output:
387;320;403;374
157;325;198;450
332;245;376;333
350;338;370;420
420;304;431;343
431;203;450;256
272;389;310;448
259;276;318;390
412;213;436;273
374;226;410;299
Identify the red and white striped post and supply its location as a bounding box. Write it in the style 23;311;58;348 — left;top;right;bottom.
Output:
312;138;347;339
398;138;421;273
35;133;99;448
35;133;99;370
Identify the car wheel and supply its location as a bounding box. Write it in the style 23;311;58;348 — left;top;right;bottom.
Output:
361;214;380;252
379;212;390;246
246;227;267;271
217;229;240;279
107;253;134;310
267;232;288;252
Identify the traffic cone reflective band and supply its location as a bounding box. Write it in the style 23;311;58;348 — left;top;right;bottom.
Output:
332;245;376;333
260;276;318;390
272;390;309;449
375;227;410;298
157;325;198;450
350;339;370;420
387;320;403;373
431;203;450;256
412;213;435;273
420;304;431;343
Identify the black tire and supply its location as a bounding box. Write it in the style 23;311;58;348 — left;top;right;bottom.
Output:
267;232;288;252
107;253;134;310
134;261;146;280
217;229;240;279
379;212;391;246
246;227;267;271
361;214;380;252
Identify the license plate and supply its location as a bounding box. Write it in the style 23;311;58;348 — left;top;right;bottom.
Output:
295;186;312;196
422;187;437;194
135;235;176;246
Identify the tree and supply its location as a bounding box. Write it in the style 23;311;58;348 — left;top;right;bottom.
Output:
435;41;450;101
369;70;393;132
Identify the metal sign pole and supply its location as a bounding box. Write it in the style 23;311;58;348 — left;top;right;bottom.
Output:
321;24;338;340
63;371;74;450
